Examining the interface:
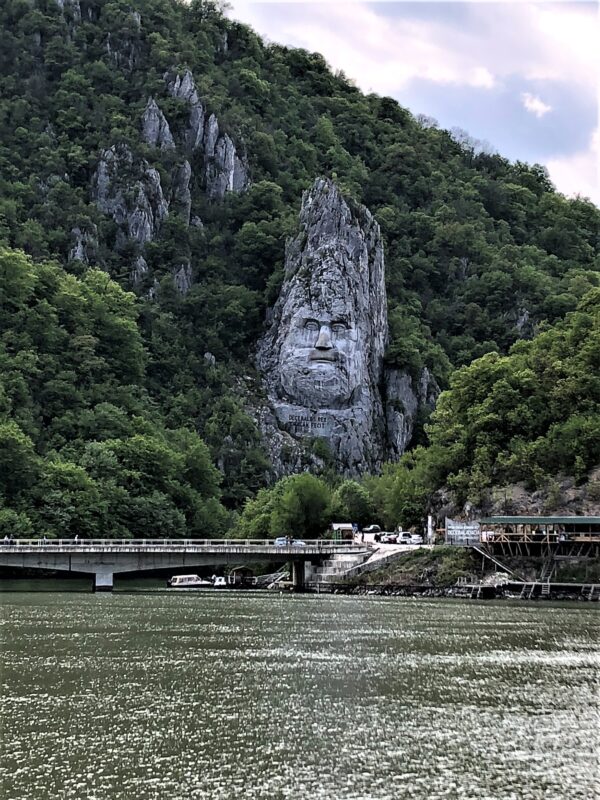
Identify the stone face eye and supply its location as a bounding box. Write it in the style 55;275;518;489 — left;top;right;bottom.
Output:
304;319;319;331
331;322;347;334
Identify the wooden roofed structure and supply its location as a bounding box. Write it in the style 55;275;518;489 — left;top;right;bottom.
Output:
479;516;600;557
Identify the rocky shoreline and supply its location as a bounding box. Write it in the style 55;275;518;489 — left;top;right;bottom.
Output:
312;582;598;601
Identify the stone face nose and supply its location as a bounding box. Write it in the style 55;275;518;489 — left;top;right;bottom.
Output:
315;326;333;349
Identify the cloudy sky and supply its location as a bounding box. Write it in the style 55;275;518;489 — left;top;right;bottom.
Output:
228;1;599;205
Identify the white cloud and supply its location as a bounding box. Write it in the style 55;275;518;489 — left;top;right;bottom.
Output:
229;2;598;99
524;4;599;96
228;2;599;202
521;92;552;118
546;129;600;206
229;2;500;94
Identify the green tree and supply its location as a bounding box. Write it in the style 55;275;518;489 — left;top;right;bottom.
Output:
269;474;331;539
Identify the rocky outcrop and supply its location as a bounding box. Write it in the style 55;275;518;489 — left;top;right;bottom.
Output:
141;98;175;150
68;225;97;264
104;11;141;71
256;178;388;476
91;66;249;296
171;160;192;224
385;367;438;460
164;69;249;199
54;0;81;22
433;467;600;521
92;145;169;248
204;124;249;200
172;263;193;295
165;69;206;151
130;255;149;286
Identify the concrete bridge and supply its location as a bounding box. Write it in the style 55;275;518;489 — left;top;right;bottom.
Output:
0;539;368;591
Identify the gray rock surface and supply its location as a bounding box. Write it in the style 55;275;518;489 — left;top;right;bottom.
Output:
171;160;192;224
54;0;81;21
165;70;249;199
105;31;138;71
165;69;206;151
206;132;249;200
91;145;169;247
130;255;149;286
173;263;193;295
257;177;387;475
141;98;175;150
68;225;97;263
385;367;438;460
203;113;219;156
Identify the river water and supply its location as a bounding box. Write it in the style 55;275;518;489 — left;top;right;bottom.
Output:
0;590;598;800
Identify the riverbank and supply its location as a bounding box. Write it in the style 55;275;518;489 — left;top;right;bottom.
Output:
314;582;598;601
331;546;600;601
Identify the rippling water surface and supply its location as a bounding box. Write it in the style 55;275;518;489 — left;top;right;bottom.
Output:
0;591;598;799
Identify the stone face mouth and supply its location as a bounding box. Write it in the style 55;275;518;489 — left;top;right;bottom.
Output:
309;350;337;362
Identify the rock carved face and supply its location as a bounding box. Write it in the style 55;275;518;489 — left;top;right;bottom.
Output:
277;295;366;409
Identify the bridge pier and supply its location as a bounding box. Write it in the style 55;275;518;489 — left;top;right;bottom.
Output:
93;572;114;592
291;561;305;593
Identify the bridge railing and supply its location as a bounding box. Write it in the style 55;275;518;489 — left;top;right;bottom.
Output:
0;538;367;551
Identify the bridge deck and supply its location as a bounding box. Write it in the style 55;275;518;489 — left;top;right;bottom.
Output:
0;539;368;556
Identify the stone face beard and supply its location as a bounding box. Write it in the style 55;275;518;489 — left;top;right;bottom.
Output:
277;308;365;409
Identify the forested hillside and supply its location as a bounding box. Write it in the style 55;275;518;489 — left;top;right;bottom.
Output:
0;0;598;535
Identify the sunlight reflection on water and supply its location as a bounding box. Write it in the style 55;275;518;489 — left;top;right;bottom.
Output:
0;593;598;799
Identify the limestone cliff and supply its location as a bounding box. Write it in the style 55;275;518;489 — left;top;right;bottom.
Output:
89;66;249;295
91;144;169;249
165;69;249;199
141;98;175;150
385;367;438;460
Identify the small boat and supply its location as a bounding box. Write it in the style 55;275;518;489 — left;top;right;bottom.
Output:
167;574;214;588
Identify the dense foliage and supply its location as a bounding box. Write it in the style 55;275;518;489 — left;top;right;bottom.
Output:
367;291;600;527
0;0;598;535
0;246;229;538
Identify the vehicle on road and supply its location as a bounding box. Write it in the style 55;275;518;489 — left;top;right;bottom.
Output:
398;532;424;545
213;576;227;587
363;525;381;534
380;532;398;544
274;537;306;547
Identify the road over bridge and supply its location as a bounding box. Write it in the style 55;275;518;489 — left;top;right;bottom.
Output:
0;539;368;591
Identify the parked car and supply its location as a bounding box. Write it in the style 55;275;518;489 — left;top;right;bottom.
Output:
273;537;305;547
363;524;381;534
398;532;424;545
380;532;398;544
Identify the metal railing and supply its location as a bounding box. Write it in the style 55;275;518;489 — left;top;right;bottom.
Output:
0;538;367;552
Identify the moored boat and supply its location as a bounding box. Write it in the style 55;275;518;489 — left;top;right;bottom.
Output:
167;574;214;588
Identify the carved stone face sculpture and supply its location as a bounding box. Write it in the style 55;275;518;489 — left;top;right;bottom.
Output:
256;177;388;472
276;273;366;409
